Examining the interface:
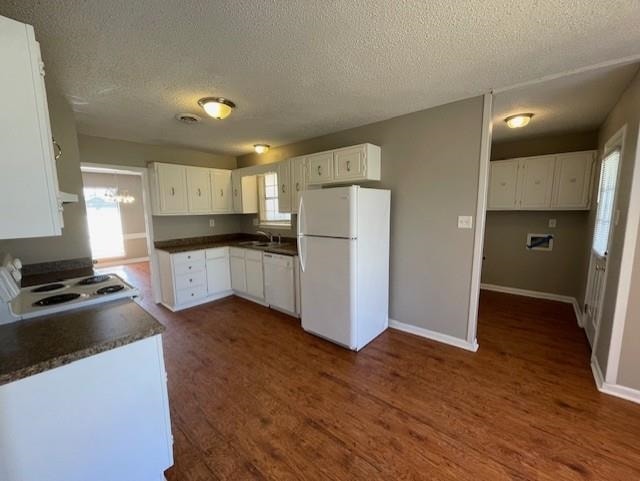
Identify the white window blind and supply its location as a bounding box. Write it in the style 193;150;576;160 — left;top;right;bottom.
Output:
592;149;620;257
258;173;291;226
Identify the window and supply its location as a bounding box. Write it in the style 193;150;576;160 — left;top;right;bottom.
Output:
84;187;125;259
258;173;291;227
592;148;620;257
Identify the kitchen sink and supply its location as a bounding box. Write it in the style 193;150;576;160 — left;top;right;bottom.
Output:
238;240;271;247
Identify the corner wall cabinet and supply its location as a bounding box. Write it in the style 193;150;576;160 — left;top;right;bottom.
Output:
0;16;66;239
487;150;596;211
149;163;243;215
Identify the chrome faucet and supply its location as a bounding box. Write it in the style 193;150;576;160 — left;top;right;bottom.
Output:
256;230;273;242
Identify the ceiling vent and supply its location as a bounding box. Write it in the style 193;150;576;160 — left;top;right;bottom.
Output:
175;113;202;124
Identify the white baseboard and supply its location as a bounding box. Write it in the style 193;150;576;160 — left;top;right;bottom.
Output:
481;283;583;327
591;358;640;405
96;256;150;267
389;319;479;352
160;291;233;312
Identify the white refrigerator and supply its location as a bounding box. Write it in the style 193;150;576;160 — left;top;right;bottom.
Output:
297;185;391;351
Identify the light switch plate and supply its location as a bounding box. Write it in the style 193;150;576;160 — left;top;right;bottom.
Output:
548;218;557;228
209;219;215;227
458;215;473;229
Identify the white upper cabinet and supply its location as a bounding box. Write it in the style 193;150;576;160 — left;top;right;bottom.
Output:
231;172;258;214
186;166;211;213
488;159;519;210
151;162;188;214
334;145;366;180
0;16;63;239
277;159;292;213
488;150;596;211
552;151;595;210
211;169;232;213
291;156;306;214
517;155;555;209
307;151;334;184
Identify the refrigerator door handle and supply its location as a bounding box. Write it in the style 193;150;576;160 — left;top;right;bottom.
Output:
297;196;306;272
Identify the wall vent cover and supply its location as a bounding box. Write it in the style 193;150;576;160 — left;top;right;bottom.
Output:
175;113;202;124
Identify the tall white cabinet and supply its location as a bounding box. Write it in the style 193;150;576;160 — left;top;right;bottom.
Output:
487;150;596;211
0;16;65;239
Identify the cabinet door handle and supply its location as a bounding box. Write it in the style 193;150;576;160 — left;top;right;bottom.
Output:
171;187;175;196
220;189;224;197
296;182;300;192
52;137;62;160
282;184;286;193
197;188;201;197
317;165;322;176
346;160;351;172
234;188;238;196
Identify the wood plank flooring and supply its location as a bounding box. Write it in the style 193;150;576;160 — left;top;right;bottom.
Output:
104;263;640;480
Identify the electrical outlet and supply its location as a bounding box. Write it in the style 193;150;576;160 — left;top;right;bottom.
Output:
209;219;215;228
548;218;557;228
457;215;473;229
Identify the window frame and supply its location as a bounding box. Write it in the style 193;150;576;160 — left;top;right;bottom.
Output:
258;172;291;229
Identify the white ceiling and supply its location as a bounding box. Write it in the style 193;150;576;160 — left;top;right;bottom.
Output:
2;0;640;155
492;62;640;142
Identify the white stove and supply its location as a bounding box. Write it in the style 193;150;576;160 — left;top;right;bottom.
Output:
0;254;140;324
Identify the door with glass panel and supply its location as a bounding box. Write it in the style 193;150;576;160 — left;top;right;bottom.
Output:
583;148;621;346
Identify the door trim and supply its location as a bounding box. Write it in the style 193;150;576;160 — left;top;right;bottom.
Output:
602;123;640;385
466;92;493;349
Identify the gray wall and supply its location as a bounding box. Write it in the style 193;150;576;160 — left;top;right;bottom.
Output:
591;70;640;384
238;97;485;340
482;211;590;300
78;135;245;242
0;82;91;264
482;131;598;302
82;172;149;260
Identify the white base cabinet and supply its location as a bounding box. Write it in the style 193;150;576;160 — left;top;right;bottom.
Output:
488;150;596;211
0;335;173;481
230;247;265;302
264;253;296;314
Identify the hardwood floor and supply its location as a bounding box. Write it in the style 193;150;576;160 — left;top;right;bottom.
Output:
104;262;640;480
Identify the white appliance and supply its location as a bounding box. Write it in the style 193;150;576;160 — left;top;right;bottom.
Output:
297;185;390;350
264;252;296;315
0;254;140;325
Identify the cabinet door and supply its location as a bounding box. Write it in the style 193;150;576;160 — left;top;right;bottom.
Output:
245;258;264;300
552;152;594;209
206;257;231;294
334;146;365;180
277;160;292;213
231;171;242;213
307;151;334;184
240;176;259;214
518;156;555;209
211;169;232;212
291;156;306;214
186;167;211;213
158;163;188;214
487;160;519;210
264;254;295;313
0;17;62;239
229;255;246;293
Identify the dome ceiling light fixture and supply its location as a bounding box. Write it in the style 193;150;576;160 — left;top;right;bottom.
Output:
254;144;270;154
504;113;534;129
197;97;236;120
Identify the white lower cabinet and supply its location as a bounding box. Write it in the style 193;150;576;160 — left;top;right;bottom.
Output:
157;246;297;314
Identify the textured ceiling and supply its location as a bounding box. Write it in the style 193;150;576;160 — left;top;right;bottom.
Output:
2;0;640;155
492;62;640;141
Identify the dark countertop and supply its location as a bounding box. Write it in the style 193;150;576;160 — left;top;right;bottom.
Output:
155;233;298;257
0;299;165;386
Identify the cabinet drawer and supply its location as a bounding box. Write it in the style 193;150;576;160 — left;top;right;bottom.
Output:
174;260;205;276
334;146;365;179
245;249;262;262
176;285;207;305
173;250;205;264
229;247;245;258
307;152;333;184
206;247;229;259
175;270;206;290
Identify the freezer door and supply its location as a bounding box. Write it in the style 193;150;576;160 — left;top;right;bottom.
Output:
300;236;356;349
299;186;357;238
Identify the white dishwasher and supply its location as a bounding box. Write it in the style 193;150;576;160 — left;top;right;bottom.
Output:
264;253;295;315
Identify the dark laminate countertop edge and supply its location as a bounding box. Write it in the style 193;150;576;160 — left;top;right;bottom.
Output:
0;324;163;386
155;240;298;256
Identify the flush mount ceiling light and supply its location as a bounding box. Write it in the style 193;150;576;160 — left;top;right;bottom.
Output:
254;144;270;154
505;113;534;129
197;97;236;120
